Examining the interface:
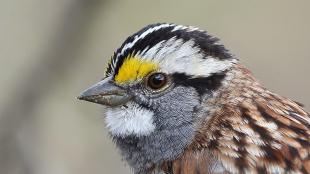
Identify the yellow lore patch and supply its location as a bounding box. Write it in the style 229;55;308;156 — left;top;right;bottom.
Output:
114;57;158;84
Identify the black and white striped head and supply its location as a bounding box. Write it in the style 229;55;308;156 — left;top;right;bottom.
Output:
79;23;237;137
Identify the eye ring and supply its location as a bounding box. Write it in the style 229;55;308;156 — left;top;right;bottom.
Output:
145;72;169;91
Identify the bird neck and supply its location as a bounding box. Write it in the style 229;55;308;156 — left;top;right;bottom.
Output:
112;123;196;174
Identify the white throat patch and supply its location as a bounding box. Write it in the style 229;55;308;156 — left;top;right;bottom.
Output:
105;102;155;137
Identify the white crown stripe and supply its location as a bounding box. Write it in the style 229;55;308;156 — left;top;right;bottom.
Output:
110;24;176;76
117;24;175;58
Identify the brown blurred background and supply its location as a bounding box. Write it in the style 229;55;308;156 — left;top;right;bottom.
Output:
0;0;309;174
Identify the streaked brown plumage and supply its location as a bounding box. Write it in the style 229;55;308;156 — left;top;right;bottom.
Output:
159;64;310;174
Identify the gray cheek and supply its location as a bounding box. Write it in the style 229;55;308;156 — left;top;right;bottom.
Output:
150;86;200;129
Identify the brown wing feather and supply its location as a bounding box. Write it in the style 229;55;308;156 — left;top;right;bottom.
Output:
161;150;228;174
161;95;310;173
193;91;310;173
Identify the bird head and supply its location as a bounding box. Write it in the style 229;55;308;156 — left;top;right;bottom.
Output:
78;23;237;138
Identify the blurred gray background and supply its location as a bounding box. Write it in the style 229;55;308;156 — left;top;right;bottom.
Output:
0;0;309;174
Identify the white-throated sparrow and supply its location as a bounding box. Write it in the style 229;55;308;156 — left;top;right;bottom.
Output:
78;23;310;174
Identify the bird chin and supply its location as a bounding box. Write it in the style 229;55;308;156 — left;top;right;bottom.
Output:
105;101;156;137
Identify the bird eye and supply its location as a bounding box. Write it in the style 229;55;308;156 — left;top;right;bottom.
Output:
146;72;168;90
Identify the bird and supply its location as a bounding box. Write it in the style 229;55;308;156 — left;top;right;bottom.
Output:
78;23;310;174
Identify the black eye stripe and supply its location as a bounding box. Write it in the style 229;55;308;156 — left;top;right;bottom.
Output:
172;72;226;95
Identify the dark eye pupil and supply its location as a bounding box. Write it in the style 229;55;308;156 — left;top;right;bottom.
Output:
148;73;167;89
152;74;164;85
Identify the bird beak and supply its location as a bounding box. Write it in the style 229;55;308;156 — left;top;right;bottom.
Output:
77;78;132;106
